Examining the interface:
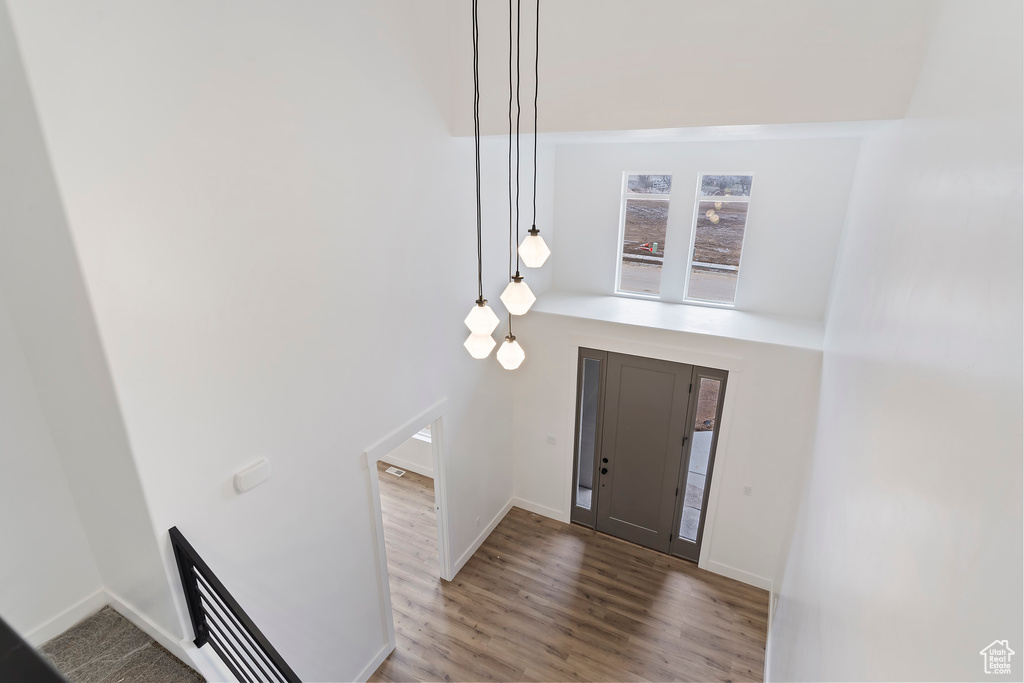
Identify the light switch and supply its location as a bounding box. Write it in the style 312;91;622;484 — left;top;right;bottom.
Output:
234;459;271;493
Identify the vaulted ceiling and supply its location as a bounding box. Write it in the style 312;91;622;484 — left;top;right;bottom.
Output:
445;0;938;135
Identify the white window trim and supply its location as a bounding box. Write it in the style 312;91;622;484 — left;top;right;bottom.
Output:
681;172;756;308
614;171;674;298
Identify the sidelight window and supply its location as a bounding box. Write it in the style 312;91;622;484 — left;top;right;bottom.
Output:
574;357;602;511
678;373;725;549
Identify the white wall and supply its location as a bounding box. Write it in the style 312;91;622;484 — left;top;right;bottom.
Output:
511;312;822;589
5;2;518;679
0;2;181;642
382;436;434;479
550;136;861;320
448;0;935;136
0;291;103;640
767;1;1023;680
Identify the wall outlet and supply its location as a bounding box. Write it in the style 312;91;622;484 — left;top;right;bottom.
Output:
743;485;753;496
546;435;557;446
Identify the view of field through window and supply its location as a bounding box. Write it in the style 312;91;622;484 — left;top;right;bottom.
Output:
687;174;753;304
618;174;672;295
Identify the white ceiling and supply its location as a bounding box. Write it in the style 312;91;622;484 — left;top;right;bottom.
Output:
446;0;938;136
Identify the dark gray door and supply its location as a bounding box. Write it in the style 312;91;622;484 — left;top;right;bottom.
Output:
595;353;692;553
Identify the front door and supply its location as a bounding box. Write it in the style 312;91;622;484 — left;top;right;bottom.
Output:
594;353;692;553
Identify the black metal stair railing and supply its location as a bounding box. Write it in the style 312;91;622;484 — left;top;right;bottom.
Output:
169;527;300;683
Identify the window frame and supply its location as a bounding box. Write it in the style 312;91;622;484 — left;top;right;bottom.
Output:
614;171;675;300
681;172;756;308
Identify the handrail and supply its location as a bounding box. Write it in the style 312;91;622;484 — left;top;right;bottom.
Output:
169;527;300;683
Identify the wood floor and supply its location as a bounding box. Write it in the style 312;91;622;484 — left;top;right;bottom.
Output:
370;460;768;682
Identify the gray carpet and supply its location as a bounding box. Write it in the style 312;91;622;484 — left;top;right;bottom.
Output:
39;607;203;683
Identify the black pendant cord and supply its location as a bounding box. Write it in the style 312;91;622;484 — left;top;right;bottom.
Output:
507;0;514;287
507;0;515;337
472;0;484;304
532;0;539;227
514;0;522;276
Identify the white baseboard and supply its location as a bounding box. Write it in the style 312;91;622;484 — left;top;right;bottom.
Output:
25;589;107;646
704;560;773;591
356;641;395;682
511;497;565;522
452;498;513;577
764;587;777;682
379;455;433;479
188;641;237;683
104;590;192;667
23;588;203;678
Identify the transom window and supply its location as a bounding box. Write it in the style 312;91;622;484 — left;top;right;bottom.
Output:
615;174;672;296
684;174;753;305
614;172;753;306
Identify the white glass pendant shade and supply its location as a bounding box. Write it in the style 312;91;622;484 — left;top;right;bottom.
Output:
518;228;551;268
496;335;525;370
464;332;496;359
464;301;500;335
500;276;536;315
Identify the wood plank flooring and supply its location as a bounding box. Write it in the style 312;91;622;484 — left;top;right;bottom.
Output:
371;460;768;682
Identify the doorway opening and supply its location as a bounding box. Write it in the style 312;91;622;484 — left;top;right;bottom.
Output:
376;445;438;663
569;349;727;563
377;431;440;576
364;401;452;675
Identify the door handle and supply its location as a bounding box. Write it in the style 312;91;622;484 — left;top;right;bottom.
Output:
601;467;608;475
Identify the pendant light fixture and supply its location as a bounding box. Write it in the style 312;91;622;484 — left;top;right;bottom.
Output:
464;0;498;359
518;0;550;269
498;0;527;370
501;273;536;315
496;334;526;370
464;330;497;359
499;0;536;318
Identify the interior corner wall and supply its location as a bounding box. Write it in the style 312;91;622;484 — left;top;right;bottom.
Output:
0;289;103;641
0;2;181;642
767;1;1024;680
382;436;434;478
5;2;516;680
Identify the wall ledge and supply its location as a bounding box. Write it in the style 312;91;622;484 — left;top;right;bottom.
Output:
532;291;825;351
